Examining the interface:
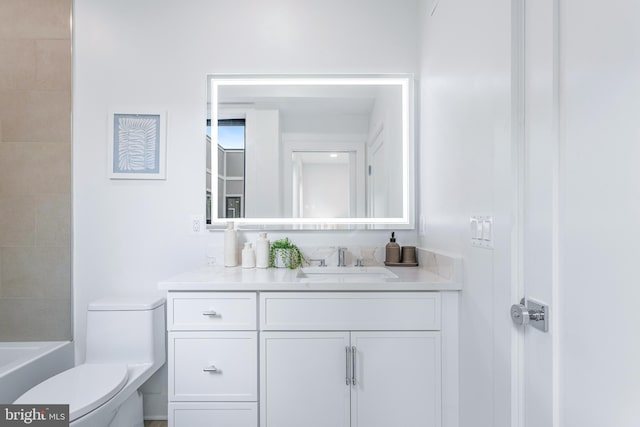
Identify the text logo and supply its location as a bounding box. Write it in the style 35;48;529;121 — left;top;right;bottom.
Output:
0;405;68;427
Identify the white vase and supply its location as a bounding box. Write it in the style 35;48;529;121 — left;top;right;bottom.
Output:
242;242;256;268
223;222;237;267
255;233;270;269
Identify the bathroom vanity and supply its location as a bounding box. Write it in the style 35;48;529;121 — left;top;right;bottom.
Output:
174;73;459;426
159;263;461;427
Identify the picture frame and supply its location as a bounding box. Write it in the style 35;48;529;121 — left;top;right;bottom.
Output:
108;110;167;179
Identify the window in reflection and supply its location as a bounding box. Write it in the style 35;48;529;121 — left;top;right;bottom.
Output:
207;119;246;220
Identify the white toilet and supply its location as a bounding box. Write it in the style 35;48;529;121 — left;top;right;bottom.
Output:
14;296;166;427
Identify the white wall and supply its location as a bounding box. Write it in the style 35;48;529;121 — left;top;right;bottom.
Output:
245;109;281;217
368;85;404;218
559;1;640;425
302;163;350;218
73;0;420;418
281;112;370;135
418;1;513;427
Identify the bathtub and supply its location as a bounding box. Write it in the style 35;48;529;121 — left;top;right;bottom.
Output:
0;341;74;403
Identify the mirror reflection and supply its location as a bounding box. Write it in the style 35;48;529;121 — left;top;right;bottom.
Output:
206;76;412;227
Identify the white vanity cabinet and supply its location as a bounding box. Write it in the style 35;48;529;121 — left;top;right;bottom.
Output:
261;330;440;427
166;290;457;427
259;292;442;427
167;292;259;427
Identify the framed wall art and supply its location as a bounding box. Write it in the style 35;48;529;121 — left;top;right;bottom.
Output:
108;110;167;179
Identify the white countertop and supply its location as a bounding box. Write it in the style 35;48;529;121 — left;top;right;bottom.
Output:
158;265;461;292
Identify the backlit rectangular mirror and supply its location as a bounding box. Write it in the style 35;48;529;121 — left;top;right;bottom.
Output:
206;75;414;229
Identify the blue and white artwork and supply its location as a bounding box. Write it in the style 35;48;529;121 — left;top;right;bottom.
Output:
113;114;161;175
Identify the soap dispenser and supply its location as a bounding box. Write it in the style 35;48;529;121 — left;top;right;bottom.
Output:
385;232;401;264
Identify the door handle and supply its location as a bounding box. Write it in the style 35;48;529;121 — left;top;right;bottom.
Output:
351;346;357;386
511;297;549;332
345;346;351;385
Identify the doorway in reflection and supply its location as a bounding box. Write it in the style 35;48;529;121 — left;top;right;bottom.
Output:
291;151;354;218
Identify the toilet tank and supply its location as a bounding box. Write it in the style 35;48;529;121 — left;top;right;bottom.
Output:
85;296;166;369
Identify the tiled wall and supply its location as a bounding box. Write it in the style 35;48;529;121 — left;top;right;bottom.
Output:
0;0;72;340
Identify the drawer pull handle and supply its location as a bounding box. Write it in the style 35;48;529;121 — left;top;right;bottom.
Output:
203;365;219;373
202;310;218;316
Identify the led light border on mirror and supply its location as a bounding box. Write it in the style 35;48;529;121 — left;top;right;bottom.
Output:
208;74;415;230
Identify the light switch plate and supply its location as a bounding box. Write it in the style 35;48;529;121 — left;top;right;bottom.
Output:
470;215;493;249
481;219;492;241
419;214;427;236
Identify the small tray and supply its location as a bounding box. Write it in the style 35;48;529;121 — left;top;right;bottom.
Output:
384;262;419;267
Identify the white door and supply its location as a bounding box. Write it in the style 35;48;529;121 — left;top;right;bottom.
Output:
260;332;351;427
350;331;441;427
512;0;558;425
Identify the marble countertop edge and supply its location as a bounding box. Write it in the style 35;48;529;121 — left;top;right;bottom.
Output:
158;265;462;292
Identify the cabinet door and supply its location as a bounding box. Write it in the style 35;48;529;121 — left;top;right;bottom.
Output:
350;331;441;427
260;332;350;427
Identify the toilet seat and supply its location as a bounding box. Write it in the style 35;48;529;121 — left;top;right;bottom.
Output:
14;363;128;422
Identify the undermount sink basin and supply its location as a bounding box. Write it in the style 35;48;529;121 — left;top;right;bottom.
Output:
296;267;398;282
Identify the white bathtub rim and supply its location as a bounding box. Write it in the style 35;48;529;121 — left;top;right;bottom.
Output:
0;341;72;379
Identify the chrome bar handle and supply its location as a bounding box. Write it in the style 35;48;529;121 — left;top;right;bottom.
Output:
337;247;348;267
203;365;219;373
351;345;357;386
202;310;218;316
345;346;351;385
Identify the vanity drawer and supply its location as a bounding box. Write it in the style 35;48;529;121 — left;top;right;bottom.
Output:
168;292;257;331
259;292;441;331
169;402;257;427
169;331;258;402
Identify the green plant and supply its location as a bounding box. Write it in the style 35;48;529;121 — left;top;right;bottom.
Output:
269;238;307;269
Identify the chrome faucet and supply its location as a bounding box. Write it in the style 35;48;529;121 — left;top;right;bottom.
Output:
337;247;347;267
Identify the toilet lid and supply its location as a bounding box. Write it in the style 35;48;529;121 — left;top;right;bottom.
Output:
14;363;128;421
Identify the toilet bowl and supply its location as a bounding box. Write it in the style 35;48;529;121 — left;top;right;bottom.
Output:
14;296;166;427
